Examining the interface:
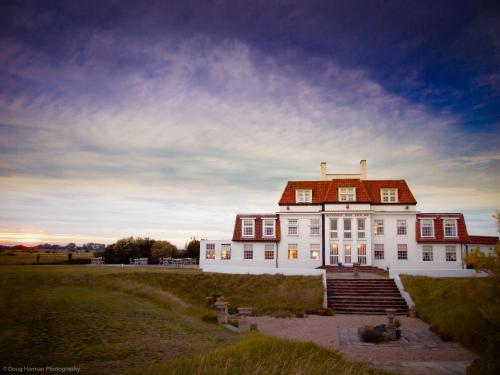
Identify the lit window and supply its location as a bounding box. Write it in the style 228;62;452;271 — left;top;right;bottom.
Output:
381;188;398;203
264;244;275;260
310;219;320;236
221;244;231;260
243;244;253;260
374;244;384;260
330;243;338;264
296;189;312;203
206;243;215;259
344;244;352;263
444;219;457;237
288;244;298;260
344;218;352;239
421;219;434;237
310;244;320;260
288;219;299;236
242;219;255;237
397;244;408;260
397;220;407;236
263;219;275;237
339;187;356;202
357;218;365;239
446;245;457;261
357;243;367;264
374;220;384;235
422;245;433;261
330;218;338;239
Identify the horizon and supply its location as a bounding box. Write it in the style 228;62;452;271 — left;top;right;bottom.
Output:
1;0;499;247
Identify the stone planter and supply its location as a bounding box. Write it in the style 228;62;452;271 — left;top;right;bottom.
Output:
352;262;360;276
237;307;253;332
409;306;417;318
385;308;397;325
214;301;229;324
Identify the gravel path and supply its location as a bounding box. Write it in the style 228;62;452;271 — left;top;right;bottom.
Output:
249;315;477;375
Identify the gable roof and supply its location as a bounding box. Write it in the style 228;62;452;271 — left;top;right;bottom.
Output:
278;179;416;205
468;235;498;245
416;213;468;243
232;214;280;242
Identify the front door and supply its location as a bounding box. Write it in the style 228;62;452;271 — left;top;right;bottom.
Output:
330;243;338;265
344;244;352;265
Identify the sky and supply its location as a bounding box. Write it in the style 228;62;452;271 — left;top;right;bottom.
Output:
0;0;499;247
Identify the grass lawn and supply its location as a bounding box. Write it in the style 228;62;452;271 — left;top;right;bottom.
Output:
401;275;500;374
0;250;94;265
0;266;369;375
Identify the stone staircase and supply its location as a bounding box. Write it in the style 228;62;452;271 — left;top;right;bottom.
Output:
319;265;386;273
327;278;409;315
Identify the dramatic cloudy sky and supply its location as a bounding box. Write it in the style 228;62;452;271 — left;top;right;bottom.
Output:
1;0;499;246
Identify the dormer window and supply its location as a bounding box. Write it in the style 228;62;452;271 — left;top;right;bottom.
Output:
443;219;457;237
263;218;276;237
339;187;356;202
242;218;255;237
381;188;398;203
421;219;434;237
296;189;312;203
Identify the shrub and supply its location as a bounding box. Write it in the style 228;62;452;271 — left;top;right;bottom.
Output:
201;312;218;324
358;326;384;343
326;307;335;316
295;311;304;318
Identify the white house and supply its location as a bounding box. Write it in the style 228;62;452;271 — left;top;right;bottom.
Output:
200;161;498;275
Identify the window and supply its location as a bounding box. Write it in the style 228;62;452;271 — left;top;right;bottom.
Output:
330;218;338;239
206;243;215;259
374;220;384;235
263;219;275;237
397;220;407;236
443;219;457;237
310;244;320;260
381;188;398;203
288;219;299;236
264;244;275;260
422;245;433;261
243;244;253;260
339;187;356;202
288;244;298;260
344;244;352;263
344;218;352;239
357;218;366;239
296;189;312;203
397;244;408;260
357;243;367;264
242;219;254;237
446;245;457;261
421;219;434;237
310;219;320;236
221;244;231;260
330;243;339;265
374;244;384;260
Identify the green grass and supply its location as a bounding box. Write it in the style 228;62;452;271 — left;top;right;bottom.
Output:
103;271;324;315
131;333;390;375
0;250;94;265
401;275;500;374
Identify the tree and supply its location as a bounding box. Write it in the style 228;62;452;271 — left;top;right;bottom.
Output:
150;240;177;263
102;237;155;264
185;238;200;260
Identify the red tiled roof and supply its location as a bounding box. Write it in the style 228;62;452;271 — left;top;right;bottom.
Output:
416;213;468;243
278;179;416;205
232;214;280;242
468;235;498;245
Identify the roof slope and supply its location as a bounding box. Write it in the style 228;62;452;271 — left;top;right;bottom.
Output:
468;235;499;245
232;214;280;242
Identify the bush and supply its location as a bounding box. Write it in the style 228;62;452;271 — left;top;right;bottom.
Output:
358;326;384;343
295;311;304;318
201;312;218;324
326;307;335;316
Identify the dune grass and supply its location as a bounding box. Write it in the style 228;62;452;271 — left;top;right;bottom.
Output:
0;250;94;265
132;333;390;375
401;275;499;374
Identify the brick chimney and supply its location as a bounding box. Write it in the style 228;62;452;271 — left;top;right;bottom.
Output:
360;160;367;180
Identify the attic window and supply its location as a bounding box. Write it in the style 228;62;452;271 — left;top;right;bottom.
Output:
443;219;457;238
339;187;356;202
381;188;398;203
242;218;255;237
296;189;312;203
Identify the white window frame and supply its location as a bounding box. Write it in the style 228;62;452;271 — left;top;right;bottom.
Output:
310;219;320;236
339;187;356;202
243;244;253;260
443;219;458;238
288;243;298;260
330;243;339;265
445;245;457;261
330;218;338;239
241;218;255;237
397;244;408;260
421;219;434;238
296;189;312;203
397;219;407;236
422;245;433;261
288;219;299;236
357;243;367;265
381;188;398;203
343;218;352;239
357;218;366;239
374;219;384;236
374;244;384;260
221;244;231;260
205;243;215;260
264;244;275;260
310;244;320;260
263;218;276;237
